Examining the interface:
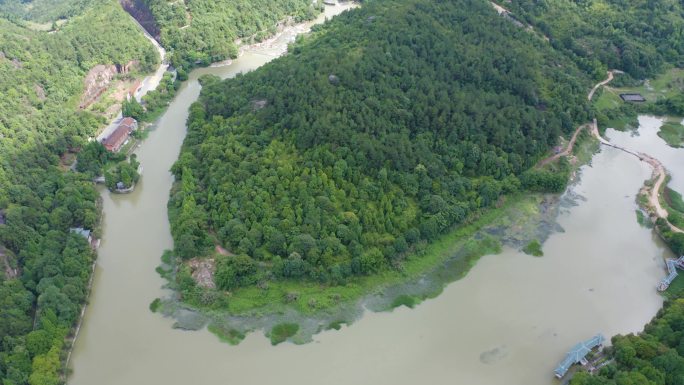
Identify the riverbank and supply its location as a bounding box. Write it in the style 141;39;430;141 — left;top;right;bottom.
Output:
157;70;683;348
588;72;684;236
66;3;671;383
159;187;584;344
147;117;667;384
155;15;623;344
158;128;601;344
67;4;362;382
562;118;684;382
156;69;615;343
61;4;300;376
59;9;168;379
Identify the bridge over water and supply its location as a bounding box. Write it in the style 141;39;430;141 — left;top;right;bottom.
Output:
554;334;605;379
658;256;684;291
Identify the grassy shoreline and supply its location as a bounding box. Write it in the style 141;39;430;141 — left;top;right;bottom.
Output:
204;193;520;316
156;131;600;344
593;68;684;298
160;191;547;343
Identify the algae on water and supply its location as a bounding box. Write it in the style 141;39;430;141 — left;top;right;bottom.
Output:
522;240;544;257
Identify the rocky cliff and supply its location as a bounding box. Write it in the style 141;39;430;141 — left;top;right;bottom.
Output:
80;60;139;109
119;0;160;40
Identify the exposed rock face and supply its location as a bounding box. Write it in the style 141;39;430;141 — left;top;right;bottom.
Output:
81;64;118;109
80;61;139;109
251;99;268;110
0;246;19;280
34;84;46;101
188;258;216;289
0;52;23;70
116;60;139;74
119;0;161;40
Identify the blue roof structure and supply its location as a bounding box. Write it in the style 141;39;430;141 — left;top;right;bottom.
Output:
70;227;91;239
658;256;684;291
554;334;605;378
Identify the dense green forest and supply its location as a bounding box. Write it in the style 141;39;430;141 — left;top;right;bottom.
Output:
141;0;321;67
0;0;156;383
505;0;684;80
1;0;684;383
123;72;180;122
0;0;93;24
169;0;595;297
105;155;140;191
570;299;684;385
506;2;684;382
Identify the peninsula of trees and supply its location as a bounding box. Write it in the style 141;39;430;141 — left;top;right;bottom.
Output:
0;0;329;382
2;0;684;383
170;0;596;298
169;0;684;322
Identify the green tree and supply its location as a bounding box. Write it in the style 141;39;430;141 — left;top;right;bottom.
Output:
122;98;146;121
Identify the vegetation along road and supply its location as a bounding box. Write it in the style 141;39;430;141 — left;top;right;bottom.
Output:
590;73;684;234
570;71;684;234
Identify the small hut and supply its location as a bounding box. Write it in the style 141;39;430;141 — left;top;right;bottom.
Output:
619;93;646;102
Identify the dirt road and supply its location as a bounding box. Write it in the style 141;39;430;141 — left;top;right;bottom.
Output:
542;70;684;233
640;154;684;233
538;124;588;167
588;71;614;101
587;72;684;233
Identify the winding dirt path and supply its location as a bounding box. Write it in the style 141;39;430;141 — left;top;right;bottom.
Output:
587;72;684;234
538;70;619;167
538;123;588;167
541;70;684;234
588;71;614;101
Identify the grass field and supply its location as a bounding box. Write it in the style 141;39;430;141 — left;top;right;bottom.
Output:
594;88;624;112
595;69;684;112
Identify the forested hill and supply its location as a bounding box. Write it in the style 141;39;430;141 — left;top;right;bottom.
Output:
504;0;684;80
139;0;321;68
0;1;156;383
0;0;93;22
170;0;593;292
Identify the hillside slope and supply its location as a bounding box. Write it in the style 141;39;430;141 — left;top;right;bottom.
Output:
140;0;321;67
505;0;684;79
169;0;593;301
0;1;157;383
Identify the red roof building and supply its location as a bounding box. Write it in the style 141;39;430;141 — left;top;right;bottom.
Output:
103;117;138;152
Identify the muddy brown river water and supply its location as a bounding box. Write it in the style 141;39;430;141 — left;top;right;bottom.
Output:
69;7;680;384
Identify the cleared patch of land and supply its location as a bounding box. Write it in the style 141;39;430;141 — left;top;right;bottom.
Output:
595;68;684;110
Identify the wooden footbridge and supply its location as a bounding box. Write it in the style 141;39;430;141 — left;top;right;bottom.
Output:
554;334;605;379
657;256;684;291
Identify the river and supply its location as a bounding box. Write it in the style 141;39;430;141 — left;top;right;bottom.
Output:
69;6;678;384
608;115;684;193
